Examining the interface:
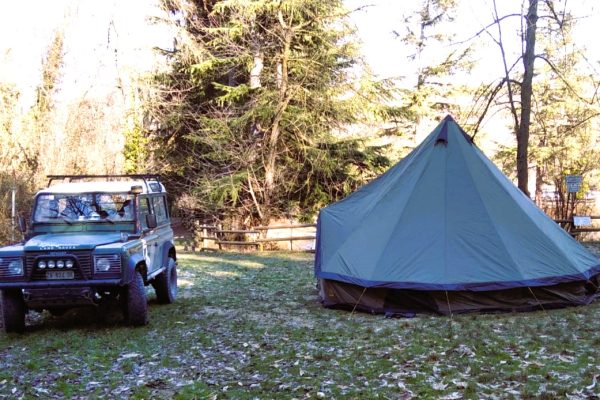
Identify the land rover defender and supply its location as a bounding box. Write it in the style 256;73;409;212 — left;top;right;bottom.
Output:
0;175;177;333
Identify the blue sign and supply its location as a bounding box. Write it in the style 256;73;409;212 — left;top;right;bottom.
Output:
565;175;582;193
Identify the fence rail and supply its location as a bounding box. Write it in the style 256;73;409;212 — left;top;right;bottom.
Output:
181;214;600;253
192;223;317;252
554;215;600;235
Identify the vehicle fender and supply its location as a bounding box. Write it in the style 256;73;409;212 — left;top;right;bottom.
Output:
125;252;145;284
160;242;176;268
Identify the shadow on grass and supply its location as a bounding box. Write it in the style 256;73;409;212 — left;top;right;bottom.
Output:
23;295;176;333
14;251;314;333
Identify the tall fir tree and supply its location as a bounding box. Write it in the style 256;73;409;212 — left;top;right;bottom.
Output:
394;0;473;139
150;0;393;224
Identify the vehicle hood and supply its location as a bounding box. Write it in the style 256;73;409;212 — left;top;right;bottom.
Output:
24;233;123;251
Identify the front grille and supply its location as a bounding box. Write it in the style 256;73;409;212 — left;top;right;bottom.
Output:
25;251;92;280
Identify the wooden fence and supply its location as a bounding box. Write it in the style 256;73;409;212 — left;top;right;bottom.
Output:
175;215;600;253
555;216;600;236
191;223;317;252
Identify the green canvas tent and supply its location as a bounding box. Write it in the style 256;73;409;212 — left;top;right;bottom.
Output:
314;116;600;315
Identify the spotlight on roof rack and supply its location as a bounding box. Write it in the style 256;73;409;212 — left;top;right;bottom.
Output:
130;185;143;195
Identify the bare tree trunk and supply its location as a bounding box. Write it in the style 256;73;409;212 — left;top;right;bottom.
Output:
535;165;543;206
250;47;263;89
263;15;293;221
492;0;521;149
517;0;538;197
534;133;547;208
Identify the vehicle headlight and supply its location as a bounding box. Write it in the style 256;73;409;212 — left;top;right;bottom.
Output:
65;260;74;269
48;260;56;269
95;258;111;272
56;260;65;269
8;259;23;275
38;260;47;269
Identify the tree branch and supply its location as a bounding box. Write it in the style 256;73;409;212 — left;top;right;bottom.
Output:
535;54;595;105
471;78;507;140
493;0;520;134
452;13;522;46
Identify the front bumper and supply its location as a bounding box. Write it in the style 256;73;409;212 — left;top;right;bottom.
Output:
24;287;98;308
0;278;122;289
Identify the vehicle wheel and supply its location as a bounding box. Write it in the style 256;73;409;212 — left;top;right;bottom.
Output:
152;257;178;304
123;270;148;326
1;290;25;333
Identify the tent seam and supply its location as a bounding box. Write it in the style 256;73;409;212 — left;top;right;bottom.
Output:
368;148;438;280
319;132;439;271
471;144;586;276
456;135;526;280
443;138;448;285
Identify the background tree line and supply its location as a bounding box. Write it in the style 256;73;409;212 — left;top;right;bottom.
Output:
1;0;600;242
0;24;146;243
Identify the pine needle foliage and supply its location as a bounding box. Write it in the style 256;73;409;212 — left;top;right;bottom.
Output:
149;0;394;224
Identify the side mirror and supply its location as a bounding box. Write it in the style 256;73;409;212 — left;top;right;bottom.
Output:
146;214;157;229
17;216;27;233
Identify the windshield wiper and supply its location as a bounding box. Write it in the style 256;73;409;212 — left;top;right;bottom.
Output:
101;217;115;224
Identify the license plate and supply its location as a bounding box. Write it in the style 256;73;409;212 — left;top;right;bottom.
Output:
46;270;75;280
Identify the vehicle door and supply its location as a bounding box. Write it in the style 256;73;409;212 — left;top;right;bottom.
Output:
138;196;160;274
150;195;172;270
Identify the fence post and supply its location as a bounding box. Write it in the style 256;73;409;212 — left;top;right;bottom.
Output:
191;220;197;252
259;227;264;252
217;224;222;250
202;226;208;251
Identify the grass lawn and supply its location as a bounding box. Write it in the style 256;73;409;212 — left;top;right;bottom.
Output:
0;250;599;399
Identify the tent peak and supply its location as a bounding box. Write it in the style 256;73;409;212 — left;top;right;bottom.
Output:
435;115;473;145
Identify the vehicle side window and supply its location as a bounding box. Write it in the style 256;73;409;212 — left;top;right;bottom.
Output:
138;197;151;229
152;196;168;224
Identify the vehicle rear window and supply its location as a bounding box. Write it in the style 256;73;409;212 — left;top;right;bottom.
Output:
152;196;168;224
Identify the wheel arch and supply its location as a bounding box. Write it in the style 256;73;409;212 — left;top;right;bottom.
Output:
126;253;147;284
160;242;177;268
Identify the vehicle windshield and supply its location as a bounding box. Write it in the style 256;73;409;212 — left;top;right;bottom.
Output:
34;193;135;223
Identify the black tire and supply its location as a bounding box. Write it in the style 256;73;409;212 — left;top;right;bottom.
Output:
1;290;25;334
152;257;178;304
123;270;148;326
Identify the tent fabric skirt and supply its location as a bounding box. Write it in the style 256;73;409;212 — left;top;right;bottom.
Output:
318;276;600;316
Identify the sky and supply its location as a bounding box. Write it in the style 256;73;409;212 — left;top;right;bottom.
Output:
343;0;600;150
1;0;600;136
0;0;171;110
346;0;600;81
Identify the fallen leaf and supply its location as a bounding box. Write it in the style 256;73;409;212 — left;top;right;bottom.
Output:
585;374;597;390
119;353;140;360
440;392;462;400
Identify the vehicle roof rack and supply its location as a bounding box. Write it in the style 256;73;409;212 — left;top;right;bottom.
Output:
47;174;163;194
